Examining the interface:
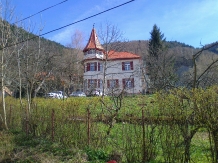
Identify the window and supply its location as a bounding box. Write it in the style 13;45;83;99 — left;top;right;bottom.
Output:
90;63;95;71
88;79;102;88
98;62;103;71
107;79;119;88
86;62;97;71
125;62;131;70
98;79;103;88
84;79;87;89
122;61;133;71
126;80;132;88
88;79;97;88
122;78;134;88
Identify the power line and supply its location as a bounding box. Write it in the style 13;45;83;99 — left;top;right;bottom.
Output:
40;0;135;37
13;0;69;24
1;0;135;50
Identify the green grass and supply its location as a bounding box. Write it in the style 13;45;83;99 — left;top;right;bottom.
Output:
0;91;217;162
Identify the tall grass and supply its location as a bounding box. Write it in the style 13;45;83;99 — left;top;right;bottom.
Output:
0;131;14;162
0;90;215;162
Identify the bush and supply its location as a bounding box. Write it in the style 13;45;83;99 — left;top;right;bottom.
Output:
85;147;108;161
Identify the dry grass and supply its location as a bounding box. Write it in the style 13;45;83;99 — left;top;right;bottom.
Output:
0;131;14;162
0;130;89;163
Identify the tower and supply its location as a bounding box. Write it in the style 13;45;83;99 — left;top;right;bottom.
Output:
82;28;105;95
83;28;105;60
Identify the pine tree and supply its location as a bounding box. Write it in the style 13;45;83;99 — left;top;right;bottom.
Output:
148;24;165;58
146;24;177;91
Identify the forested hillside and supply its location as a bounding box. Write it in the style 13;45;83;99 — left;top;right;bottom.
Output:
119;40;217;67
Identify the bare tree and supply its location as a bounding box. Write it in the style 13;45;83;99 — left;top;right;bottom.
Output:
180;42;218;88
192;42;218;88
64;30;84;93
146;49;177;91
98;23;126;96
0;0;16;130
97;23;145;136
13;18;26;107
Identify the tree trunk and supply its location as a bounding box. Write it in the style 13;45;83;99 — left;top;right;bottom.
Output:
181;122;199;163
212;130;218;163
1;49;8;130
184;136;191;163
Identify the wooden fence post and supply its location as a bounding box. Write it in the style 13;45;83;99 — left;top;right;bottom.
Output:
87;108;91;146
142;109;148;162
51;109;55;141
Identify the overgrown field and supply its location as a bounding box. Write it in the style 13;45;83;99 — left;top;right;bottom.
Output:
1;86;218;162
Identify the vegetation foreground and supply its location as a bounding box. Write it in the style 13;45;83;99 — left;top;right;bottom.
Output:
1;86;218;162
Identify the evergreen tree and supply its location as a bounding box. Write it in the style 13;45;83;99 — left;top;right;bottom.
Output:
146;24;177;92
148;24;165;58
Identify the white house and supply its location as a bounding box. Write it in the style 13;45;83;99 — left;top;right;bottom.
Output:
82;28;146;95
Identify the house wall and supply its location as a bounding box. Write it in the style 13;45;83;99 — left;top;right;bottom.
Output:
83;58;145;95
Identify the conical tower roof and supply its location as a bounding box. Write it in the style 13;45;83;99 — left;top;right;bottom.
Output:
83;28;104;52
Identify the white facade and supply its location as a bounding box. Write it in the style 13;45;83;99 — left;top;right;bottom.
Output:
83;53;145;95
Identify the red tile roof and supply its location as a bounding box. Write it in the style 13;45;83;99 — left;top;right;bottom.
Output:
83;28;104;52
83;28;141;61
108;50;141;60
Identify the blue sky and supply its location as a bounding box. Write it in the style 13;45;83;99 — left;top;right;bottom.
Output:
12;0;218;48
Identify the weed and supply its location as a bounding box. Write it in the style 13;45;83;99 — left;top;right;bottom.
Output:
85;147;108;161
